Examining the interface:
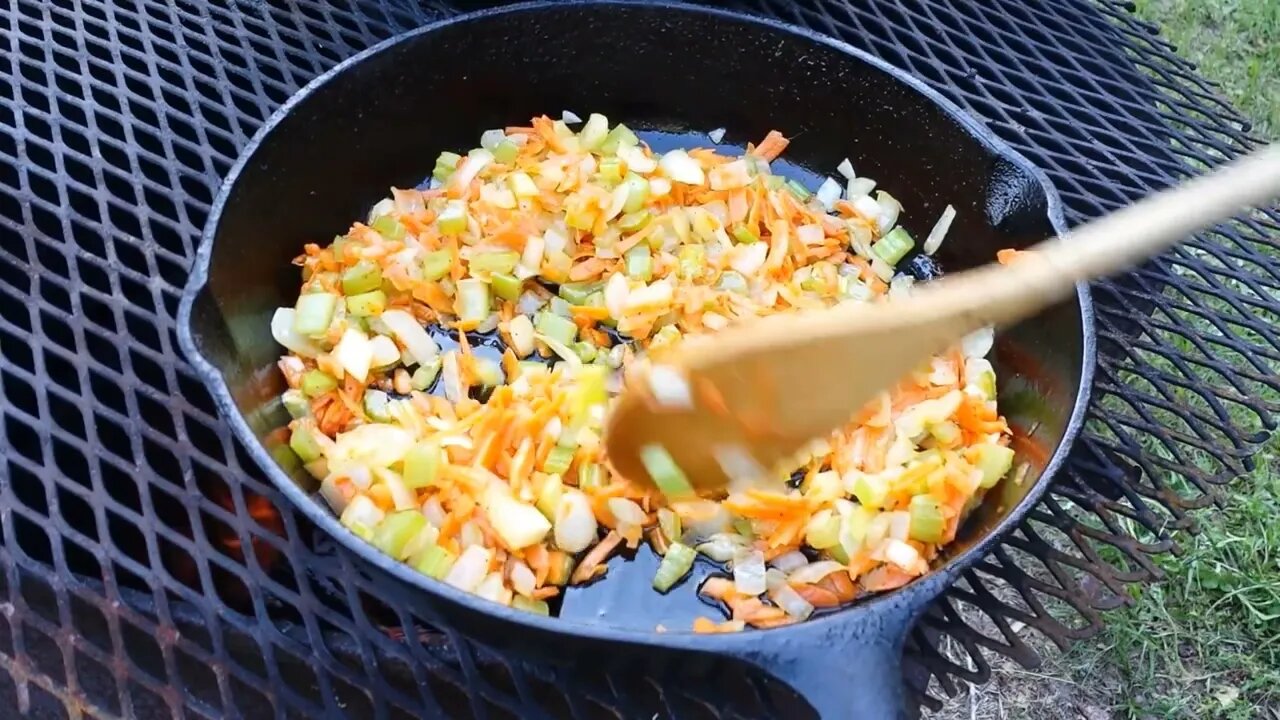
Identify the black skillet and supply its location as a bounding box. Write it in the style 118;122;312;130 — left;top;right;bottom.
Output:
177;2;1095;716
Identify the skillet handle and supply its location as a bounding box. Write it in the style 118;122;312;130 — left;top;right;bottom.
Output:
730;601;913;719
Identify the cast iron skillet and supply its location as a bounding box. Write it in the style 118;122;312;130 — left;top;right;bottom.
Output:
177;2;1095;716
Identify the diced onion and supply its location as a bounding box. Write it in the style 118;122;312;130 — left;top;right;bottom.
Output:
815;176;842;210
770;551;810;574
422;497;446;528
604;272;630;320
474;572;512;605
883;538;923;572
923;204;956;255
534;332;582;366
707;127;726;143
441;351;465;402
553;489;597;553
561;109;582;124
796;224;825;246
451;149;494;189
961;326;995;359
728;242;767;276
697;533;749;562
271;308;321;357
369;334;400;368
328;424;414;468
769;583;814;620
846;177;876;201
333;327;373;383
732;548;767;596
648;365;693;409
836;158;856;180
875;191;901;232
607;497;647;527
851;194;881;222
507;314;535;357
485;487;552;549
787;560;847;585
509;560;537;597
444;545;493;591
711;445;767;489
659;149;705;185
673;499;731;538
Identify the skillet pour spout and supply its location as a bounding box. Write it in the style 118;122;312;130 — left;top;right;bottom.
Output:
177;2;1094;716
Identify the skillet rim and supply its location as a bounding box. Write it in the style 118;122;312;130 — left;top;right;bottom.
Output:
175;0;1096;653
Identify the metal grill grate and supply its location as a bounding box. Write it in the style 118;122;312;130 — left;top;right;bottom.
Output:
1;0;1277;717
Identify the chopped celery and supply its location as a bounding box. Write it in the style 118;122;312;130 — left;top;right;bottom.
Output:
600;123;638;155
413;544;456;580
715;271;748;294
456;278;491;324
657;507;681;546
575;364;608;413
469;250;519;275
301;370;338;398
536;474;563;519
289;425;323;463
852;473;890;509
577;462;604;492
433;151;461;182
584;291;607;311
731;225;760;244
411;357;442;390
624;244;653;281
364;389;392;422
535;311;578;346
622;173;649;213
293;292;338;336
804;510;841;549
873;227;914;266
573;341;598;363
908;495;945;543
677;245;706;279
341;261;382;296
512;596;550;615
827;542;850;564
492;140;519;165
597;157;622;184
419;250;451;281
765;175;785;190
542;446;574;476
345;289;387;317
557;281;597;306
491;272;522;301
370;215;405;242
508;171;539;198
281;389;311;419
975;444;1016;488
437;200;468;235
784;178;812;201
732;517;755;540
474;357;504;387
617;210;651;233
372;510;427;558
652;542;696;592
403;440;442;489
639;444;695;501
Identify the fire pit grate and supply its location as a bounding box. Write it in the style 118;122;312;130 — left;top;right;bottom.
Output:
1;0;1278;717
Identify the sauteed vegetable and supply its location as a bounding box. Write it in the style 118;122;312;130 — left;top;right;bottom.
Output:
271;113;1013;629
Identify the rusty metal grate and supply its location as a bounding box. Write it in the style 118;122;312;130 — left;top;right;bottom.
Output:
1;0;1277;717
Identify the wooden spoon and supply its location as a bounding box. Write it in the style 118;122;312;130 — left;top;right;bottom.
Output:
606;144;1280;493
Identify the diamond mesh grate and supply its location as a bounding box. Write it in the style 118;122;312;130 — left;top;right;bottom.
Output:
2;0;1277;717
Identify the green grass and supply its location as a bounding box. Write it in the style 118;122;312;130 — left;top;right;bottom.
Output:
938;2;1280;718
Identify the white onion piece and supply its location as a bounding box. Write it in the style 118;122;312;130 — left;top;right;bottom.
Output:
319;475;351;514
851;194;881;223
788;560;848;585
888;274;915;299
367;198;395;223
769;583;814;620
369;334;400;368
379;309;438;366
561;109;582;124
391;187;424;215
674;500;731;537
923;204;956;255
836;158;856;180
509;560;537;597
624;279;674;311
607;498;647;527
441;351;465;402
846;177;877;201
875;191;901;232
658;149;705;185
271;308;321;357
648;365;693;409
604;272;630;320
553;489;597;553
869;258;895;283
883;539;923;571
543;222;569;255
343;465;372;490
534;332;582;366
479;128;506;150
707;127;726;143
770;550;810;574
887;511;911;542
375;468;416;511
474;572;512;606
732;549;767;596
333;327;373;382
696;533;749;562
422;497;446;528
648;177;672;198
618;145;657;174
445;546;493;591
765;567;789;592
712;445;767;489
339;494;384;532
507;314;535;358
796;224;825;246
451;149;493;189
604;181;630;221
962;326;995;359
815;176;842;210
329;424;414;468
516;288;546;315
729;242;768;276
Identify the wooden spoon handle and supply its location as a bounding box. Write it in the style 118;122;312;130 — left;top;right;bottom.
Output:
930;143;1280;329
